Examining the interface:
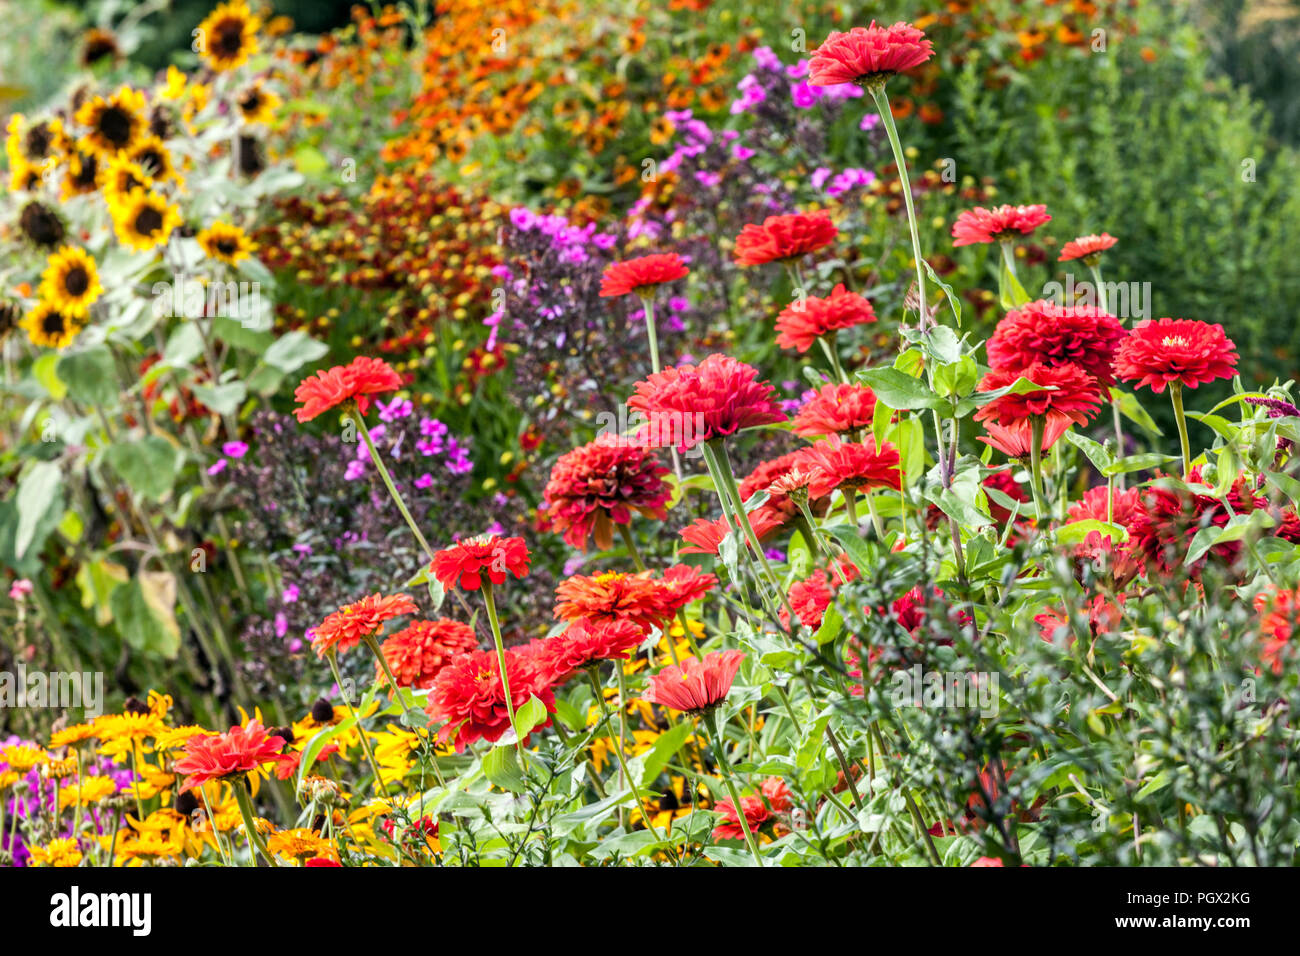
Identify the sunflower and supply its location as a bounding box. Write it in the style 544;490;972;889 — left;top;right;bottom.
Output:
236;82;280;125
125;135;177;183
39;246;103;317
59;150;100;200
196;0;261;72
17;200;65;246
109;189;182;252
75;85;147;159
100;154;154;204
80;27;121;67
7;158;44;192
21;301;84;350
197;221;255;265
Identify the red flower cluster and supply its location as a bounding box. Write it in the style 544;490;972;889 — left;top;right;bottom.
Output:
808;22;935;86
1254;586;1298;674
641;649;745;715
543;435;671;550
628;354;786;451
732;213;838;267
974;363;1103;456
311;592;419;658
1113;318;1239;394
599;253;688;298
174;720;287;792
429;535;531;591
1058;233;1117;263
774;283;877;353
793;436;902;497
783;557;860;631
986;300;1126;388
791;383;878;437
293;356;403;422
712;794;769;841
1130;468;1266;575
425;647;555;751
531;618;646;684
951;204;1051;246
374;618;479;692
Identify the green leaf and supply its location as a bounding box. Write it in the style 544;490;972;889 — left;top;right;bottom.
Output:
922;259;963;327
812;602;842;645
111;574;180;660
997;248;1031;309
639;721;693;786
56;346;118;407
14;461;62;560
513;694;549;740
482;745;527;794
826;524;874;575
1056;519;1128;546
32;354;67;400
191;382;247;416
1115;389;1163;437
1101;453;1176;477
1186;510;1277;565
105;436;181;502
263;331;329;373
1264;470;1300;505
162;324;206;367
1063;429;1113;473
856;366;945;411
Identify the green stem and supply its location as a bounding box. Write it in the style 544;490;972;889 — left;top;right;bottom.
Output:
324;649;391;798
704;712;764;867
232;778;278;866
616;522;648;572
364;633;446;789
481;581;524;762
353;410;435;562
870;84;926;325
640;294;662;375
1170;382;1192;477
1028;416;1049;530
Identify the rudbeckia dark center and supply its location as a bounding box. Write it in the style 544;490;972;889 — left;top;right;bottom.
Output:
63;266;89;297
213;18;246;57
135;206;164;236
98;105;133;146
42;311;67;335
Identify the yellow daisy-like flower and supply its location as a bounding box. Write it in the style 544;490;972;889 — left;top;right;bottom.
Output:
7;157;45;192
109;189;181;252
126;135;177;184
20;302;82;350
197;221;255;265
124;762;175;801
196;0;261;72
100;154;154;204
48;723;98;749
58;775;117;810
42;756;79;780
29;837;83;868
75;85;147;159
5;113;60;166
160;65;187;101
38;246;103;317
267;828;335;861
152;724;209;752
1;743;46;771
236;82;280;125
0;770;20;791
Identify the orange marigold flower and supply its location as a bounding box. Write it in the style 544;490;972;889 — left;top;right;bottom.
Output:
310;592;418;658
173;720;286;792
598;252;689;298
1254;586;1299;674
775;283;877;353
429;534;531;591
293;356;403;422
732;212;838;267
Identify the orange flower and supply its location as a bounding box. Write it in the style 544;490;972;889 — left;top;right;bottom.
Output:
173;720;286;792
293;356;403;422
310;592;418;658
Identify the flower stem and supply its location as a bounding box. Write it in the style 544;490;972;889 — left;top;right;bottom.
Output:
1028;416;1049;530
353;409;435;562
324;649;391;798
481;581;524;762
232;778;278;867
363;633;446;789
1170;382;1192;477
616;523;648;572
870;85;926;326
590;667;664;844
703;711;764;867
641;294;662;375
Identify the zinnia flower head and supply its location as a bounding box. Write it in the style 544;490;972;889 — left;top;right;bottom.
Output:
791;382;878;437
642;649;745;715
627;353;786;451
679;509;785;555
657;563;719;611
374;618;479;692
712;794;770;842
430;535;531;591
973;362;1102;438
793;436;902;498
293;356;403;422
951;204;1051;247
311;592;418;658
599;253;688;298
1113;318;1239;394
173;720;285;792
808;22;935;87
532;619;646;684
1254;585;1299;674
1058;233;1117;264
775;283;877;353
732;212;838;267
425;647;555;751
543;434;671;550
986;299;1126;388
554;570;674;633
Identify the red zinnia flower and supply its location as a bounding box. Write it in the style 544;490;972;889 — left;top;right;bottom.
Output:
784;574;834;631
657;563;719;611
775;284;877;353
374;617;479;692
627;353;786;451
1035;594;1125;648
761;776;794;813
679;508;785;555
429;534;531;591
1131;468;1265;575
712;794;770;842
293;356;403;422
739;451;812;521
543;435;671;550
986;299;1126;388
973;362;1102;448
1113;318;1239;394
951;204;1051;247
311;592;418;658
425;646;555;751
305;857;341;866
1058;233;1117;264
732;212;838;268
554;570;674;633
173;720;286;792
1254;586;1299;674
791;382;878;437
641;649;745;715
793;436;902;498
599;252;689;298
808;21;935;86
531;618;646;684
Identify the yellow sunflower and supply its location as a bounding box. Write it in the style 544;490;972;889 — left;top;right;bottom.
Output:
7;158;45;192
59;150;100;200
196;0;261;72
126;135;177;184
38;246;103;317
236;82;280;125
109;189;181;252
197;221;254;265
75;85;147;159
21;302;83;350
160;65;187;101
101;154;154;204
